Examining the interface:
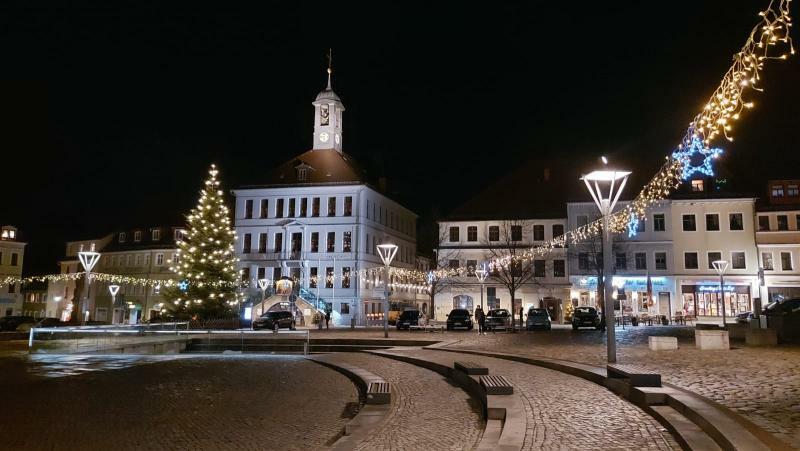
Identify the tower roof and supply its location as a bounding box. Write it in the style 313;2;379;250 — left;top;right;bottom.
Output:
315;88;341;103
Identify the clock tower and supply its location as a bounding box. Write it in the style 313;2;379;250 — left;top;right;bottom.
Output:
312;55;344;152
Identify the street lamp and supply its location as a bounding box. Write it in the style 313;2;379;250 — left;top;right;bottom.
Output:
712;260;729;328
376;243;398;339
581;163;631;364
474;263;489;311
77;251;101;325
108;285;120;324
257;278;271;315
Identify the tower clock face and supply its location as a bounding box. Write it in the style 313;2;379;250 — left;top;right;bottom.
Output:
319;132;329;143
335;134;340;144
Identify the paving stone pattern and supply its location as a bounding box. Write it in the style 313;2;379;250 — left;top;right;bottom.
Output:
0;355;358;451
323;352;484;451
445;326;800;449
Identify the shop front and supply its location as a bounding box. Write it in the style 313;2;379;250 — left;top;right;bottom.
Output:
570;275;675;316
678;278;754;317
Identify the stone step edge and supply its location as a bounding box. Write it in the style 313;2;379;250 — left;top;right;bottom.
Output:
424;346;789;451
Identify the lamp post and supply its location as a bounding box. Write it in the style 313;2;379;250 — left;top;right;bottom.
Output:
712;260;729;328
257;278;271;315
581;162;630;364
474;263;489;311
376;243;398;339
77;251;101;325
108;285;120;324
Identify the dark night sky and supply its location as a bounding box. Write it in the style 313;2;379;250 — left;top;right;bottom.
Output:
2;1;799;275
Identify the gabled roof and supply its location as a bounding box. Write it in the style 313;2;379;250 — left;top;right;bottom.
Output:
240;149;370;188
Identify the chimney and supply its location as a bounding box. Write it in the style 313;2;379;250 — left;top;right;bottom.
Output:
543;168;550;182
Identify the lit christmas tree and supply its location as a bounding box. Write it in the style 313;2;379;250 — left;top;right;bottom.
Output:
164;164;241;319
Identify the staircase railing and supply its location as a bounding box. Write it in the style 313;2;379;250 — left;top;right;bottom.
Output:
298;288;331;313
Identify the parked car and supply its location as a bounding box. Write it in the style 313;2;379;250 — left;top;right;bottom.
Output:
34;317;65;328
736;311;755;324
446;309;473;331
763;298;800;316
572;307;602;330
396;310;420;330
526;308;551;331
485;309;512;331
252;311;296;331
0;316;36;332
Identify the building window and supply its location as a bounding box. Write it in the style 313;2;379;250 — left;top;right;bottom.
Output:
467;226;478;242
312;198;320;217
244;200;253;219
758;215;770;231
729;213;744;231
311;232;319;252
533;225;544;241
466;260;477;275
552;224;564;239
299;198;307;217
118;232;126;243
705;214;720;231
341;303;350;315
772;185;785;197
260;199;269;218
788;184;799;197
486;287;498;309
297;168;307;181
511;225;523;241
615;252;627;270
534;260;545;277
553;260;565;277
578;253;590;270
135;254;142;266
635;252;647;270
327;232;335;252
343;231;352;252
152;229;161;241
132;231;142;242
577;215;588;227
276;199;284;218
242;234;252;253
288;198;296;217
274;233;283;252
707;251;722;269
777;215;789;231
762;252;774;270
684;252;699;269
449;259;459;269
797;214;800;230
488;226;499;241
731;251;746;269
372;236;377;255
258;233;267;253
8;283;15;294
310;267;318;288
328;197;336;216
326;268;334;288
342;267;351;288
344;196;352;216
156;253;164;266
655;252;667;270
682;214;696;231
449;227;459;242
781;252;793;271
691;179;704;192
649;213;664;232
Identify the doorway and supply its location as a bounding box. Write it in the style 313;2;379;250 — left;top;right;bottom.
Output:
542;297;561;323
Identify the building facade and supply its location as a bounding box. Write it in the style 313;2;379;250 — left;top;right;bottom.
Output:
756;179;800;302
233;71;419;326
0;225;26;316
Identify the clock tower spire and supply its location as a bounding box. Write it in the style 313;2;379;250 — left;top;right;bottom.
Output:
312;49;345;152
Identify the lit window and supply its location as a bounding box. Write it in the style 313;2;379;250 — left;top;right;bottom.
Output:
772;185;785;197
762;252;774;270
134;231;142;242
152;229;161;241
691;180;704;192
788;185;799;197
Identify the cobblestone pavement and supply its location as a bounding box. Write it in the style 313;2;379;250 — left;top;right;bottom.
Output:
321;352;484;451
443;326;800;449
0;355;358;450
382;348;679;451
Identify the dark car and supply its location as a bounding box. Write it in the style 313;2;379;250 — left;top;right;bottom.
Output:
485;309;512;331
34;317;64;328
572;307;602;330
736;311;755;324
252;311;296;331
526;308;551;331
446;309;473;331
0;316;36;332
763;298;800;316
396;310;420;330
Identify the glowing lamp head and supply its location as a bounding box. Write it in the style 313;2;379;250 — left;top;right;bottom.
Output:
376;243;398;266
712;260;729;275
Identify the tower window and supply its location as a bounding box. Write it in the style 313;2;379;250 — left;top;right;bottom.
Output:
320;104;329;126
691;180;704;192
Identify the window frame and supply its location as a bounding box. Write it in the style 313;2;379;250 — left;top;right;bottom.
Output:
707;251;722;270
654;252;667;270
683;252;699;270
467;226;478;242
705;213;720;232
728;213;744;231
731;251;747;270
780;251;793;271
533;225;544;241
449;226;459;242
635;252;647;270
682;214;697;232
762;251;774;271
653;213;666;232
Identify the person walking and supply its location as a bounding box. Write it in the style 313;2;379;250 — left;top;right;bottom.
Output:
475;305;485;335
518;305;524;332
324;310;331;330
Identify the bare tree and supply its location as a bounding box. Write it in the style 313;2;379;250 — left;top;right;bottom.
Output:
567;227;632;312
429;226;462;320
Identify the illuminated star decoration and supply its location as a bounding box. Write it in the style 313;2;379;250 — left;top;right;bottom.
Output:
178;280;189;292
627;213;640;238
672;135;724;181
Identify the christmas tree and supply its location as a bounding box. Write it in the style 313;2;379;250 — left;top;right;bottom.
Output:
164;164;241;319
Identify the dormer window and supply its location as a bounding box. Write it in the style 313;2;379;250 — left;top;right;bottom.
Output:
134;231;142;242
0;227;15;240
118;232;126;243
174;229;186;240
297;168;308;181
152;229;161;241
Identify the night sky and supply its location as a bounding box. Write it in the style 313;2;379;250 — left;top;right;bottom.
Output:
2;1;799;275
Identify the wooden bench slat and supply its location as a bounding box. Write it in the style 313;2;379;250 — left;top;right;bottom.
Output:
454;360;489;375
480;375;513;395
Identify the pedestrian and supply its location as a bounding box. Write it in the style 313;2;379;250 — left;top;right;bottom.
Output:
519;306;524;332
316;312;323;330
325;310;331;330
474;305;485;335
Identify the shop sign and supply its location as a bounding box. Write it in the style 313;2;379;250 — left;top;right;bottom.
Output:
577;276;667;291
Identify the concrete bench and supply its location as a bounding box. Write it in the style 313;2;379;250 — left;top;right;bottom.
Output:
695;329;729;350
607;364;661;387
648;336;678;351
480;375;513;395
454;361;489;375
745;328;777;346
